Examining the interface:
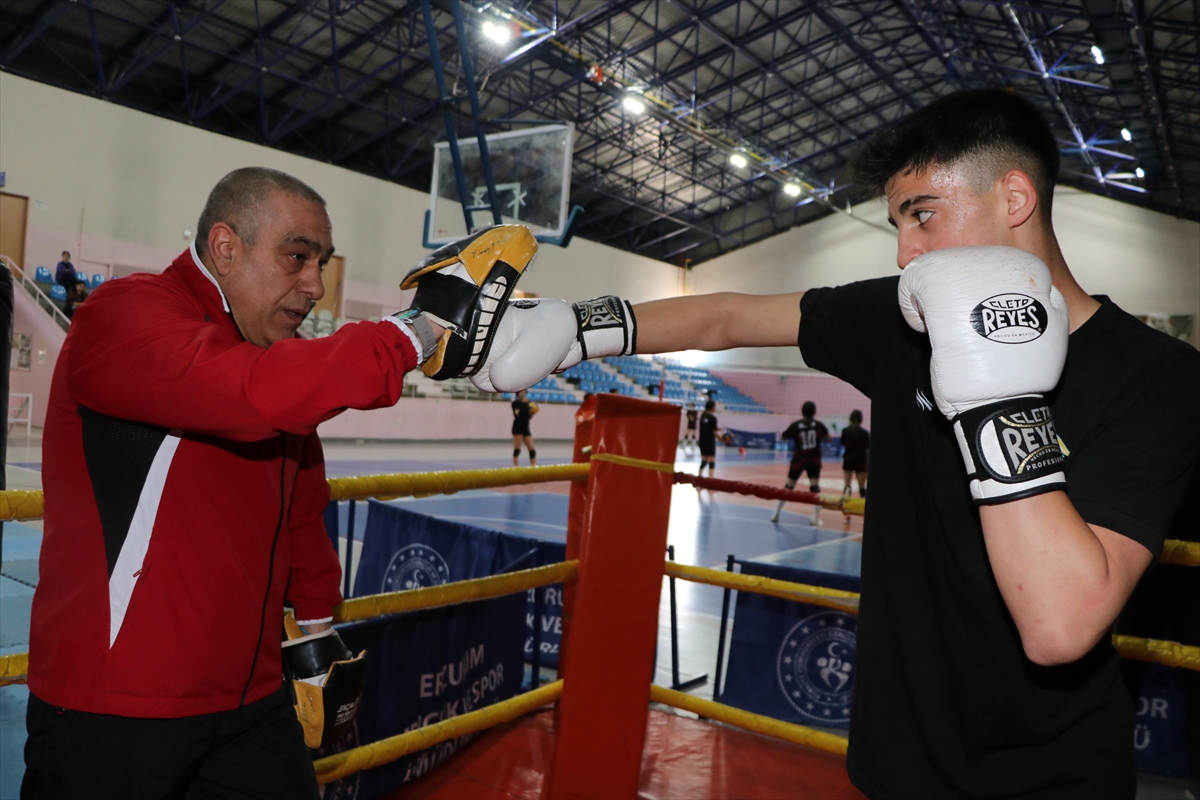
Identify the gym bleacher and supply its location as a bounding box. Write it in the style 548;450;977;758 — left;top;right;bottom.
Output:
32;266;105;318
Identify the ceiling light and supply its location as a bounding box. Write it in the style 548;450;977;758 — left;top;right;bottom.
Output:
783;183;802;197
1121;128;1132;141
482;21;510;43
622;95;645;114
1135;167;1145;178
1090;45;1105;64
730;153;748;169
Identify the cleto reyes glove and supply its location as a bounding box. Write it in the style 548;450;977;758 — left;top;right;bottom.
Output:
898;246;1069;505
398;224;538;380
470;295;637;393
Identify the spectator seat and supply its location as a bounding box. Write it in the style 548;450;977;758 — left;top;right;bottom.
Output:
50;285;67;301
35;267;53;283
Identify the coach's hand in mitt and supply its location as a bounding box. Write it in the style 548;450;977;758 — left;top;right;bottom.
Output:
399;224;538;380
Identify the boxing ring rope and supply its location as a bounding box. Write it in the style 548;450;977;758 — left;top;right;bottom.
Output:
0;398;1197;791
313;680;564;784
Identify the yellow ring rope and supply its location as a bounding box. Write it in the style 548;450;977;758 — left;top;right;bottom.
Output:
590;452;675;473
333;561;578;624
650;684;848;757
0;652;27;687
313;679;563;785
1161;539;1200;567
665;562;861;614
1112;635;1200;671
327;463;589;502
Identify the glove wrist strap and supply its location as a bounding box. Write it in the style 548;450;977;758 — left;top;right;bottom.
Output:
952;396;1066;506
571;296;637;360
391;309;440;362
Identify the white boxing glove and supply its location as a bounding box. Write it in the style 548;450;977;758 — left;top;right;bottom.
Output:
898;246;1069;505
471;295;638;393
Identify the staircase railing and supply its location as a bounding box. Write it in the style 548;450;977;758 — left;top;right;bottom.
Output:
1;255;72;332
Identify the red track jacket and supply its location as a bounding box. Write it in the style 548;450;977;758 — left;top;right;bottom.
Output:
29;247;418;717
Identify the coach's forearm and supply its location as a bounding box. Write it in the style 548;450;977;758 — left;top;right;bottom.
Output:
632;292;804;354
979;492;1151;666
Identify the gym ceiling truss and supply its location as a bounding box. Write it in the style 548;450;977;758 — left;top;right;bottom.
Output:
1;0;1195;265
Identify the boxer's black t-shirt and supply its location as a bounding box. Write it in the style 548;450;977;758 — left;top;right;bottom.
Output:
799;276;1200;799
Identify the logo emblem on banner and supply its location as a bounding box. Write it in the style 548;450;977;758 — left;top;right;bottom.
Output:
382;544;450;592
776;610;856;723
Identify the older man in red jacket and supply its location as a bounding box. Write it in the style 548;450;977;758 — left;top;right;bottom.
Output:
23;167;531;799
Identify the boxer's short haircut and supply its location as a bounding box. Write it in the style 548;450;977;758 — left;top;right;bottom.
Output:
196;167;325;257
851;88;1059;221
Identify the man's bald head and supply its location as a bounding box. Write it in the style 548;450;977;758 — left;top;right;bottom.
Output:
196;167;325;257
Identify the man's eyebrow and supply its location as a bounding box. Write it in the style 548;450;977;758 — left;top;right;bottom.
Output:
283;234;334;260
896;194;940;216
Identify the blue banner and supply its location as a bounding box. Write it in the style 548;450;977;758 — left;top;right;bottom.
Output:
720;563;859;729
1131;661;1192;776
725;428;777;449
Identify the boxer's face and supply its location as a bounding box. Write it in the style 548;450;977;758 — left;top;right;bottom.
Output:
886;163;1014;269
218;191;333;347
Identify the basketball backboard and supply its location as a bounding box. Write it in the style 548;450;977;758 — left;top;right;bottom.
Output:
426;123;575;246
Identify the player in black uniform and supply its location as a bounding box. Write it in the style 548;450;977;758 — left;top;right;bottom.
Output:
697;400;719;475
840;409;869;499
772;401;829;522
683;403;699;452
480;88;1200;797
511;389;536;466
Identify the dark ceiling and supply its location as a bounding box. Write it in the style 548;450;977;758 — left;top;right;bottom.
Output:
1;0;1195;265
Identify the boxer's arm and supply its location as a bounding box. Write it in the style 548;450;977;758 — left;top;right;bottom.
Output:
632;292;805;353
979;494;1151;666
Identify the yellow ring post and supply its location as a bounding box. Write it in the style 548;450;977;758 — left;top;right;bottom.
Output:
649;684;848;756
314;680;564;784
333;561;578;623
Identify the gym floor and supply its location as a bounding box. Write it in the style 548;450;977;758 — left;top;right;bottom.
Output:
1;439;1192;798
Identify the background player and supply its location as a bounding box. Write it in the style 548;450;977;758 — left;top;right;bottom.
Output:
697;400;719;475
683;402;699;453
772;401;829;522
841;409;869;499
511;389;537;466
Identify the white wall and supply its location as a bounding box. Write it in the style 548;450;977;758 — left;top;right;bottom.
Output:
0;73;677;308
690;188;1200;369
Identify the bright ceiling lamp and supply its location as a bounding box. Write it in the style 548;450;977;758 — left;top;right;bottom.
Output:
729;153;748;168
1090;45;1105;64
482;21;511;43
1135;167;1145;178
622;94;645;114
1121;128;1132;141
783;183;802;197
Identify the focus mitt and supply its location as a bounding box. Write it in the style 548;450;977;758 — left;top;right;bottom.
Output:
282;612;366;749
400;225;538;380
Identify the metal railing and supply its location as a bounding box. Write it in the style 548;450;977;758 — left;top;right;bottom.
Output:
1;255;72;332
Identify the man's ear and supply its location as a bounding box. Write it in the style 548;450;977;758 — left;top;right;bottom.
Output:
206;222;241;277
1000;170;1038;229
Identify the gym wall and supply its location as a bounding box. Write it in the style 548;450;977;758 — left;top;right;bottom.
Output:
0;72;678;310
692;181;1200;370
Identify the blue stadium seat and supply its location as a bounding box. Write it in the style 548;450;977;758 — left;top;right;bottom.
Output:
50;284;67;301
74;271;88;284
35;267;53;283
90;274;106;288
